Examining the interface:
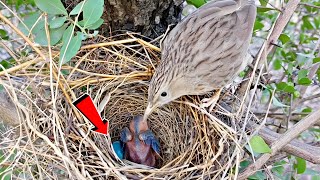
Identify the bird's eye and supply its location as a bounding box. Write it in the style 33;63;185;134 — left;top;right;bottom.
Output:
161;92;167;97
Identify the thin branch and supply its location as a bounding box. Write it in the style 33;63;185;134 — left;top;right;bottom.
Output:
238;0;301;99
299;39;320;96
258;126;320;164
266;0;301;54
239;108;320;179
299;2;320;9
294;92;320;107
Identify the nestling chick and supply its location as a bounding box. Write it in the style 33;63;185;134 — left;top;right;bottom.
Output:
120;115;160;167
145;0;256;117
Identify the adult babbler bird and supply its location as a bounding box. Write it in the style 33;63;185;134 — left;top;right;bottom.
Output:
120;115;160;167
144;0;256;118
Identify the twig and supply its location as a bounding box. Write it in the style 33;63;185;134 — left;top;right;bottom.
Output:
80;39;138;50
266;0;301;54
239;108;320;179
295;92;320;105
0;41;18;62
299;2;320;9
237;0;301;109
0;12;44;76
299;39;320;97
254;112;309;116
258;126;320;164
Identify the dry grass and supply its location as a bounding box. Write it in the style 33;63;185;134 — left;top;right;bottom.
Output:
0;33;260;179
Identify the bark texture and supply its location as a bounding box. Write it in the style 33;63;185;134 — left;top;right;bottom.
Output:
103;0;184;38
63;0;184;38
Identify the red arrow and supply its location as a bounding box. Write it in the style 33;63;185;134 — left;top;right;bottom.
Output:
73;94;108;135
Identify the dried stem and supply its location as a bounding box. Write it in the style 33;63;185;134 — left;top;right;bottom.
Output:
239;108;320;179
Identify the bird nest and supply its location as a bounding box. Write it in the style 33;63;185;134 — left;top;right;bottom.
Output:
1;33;255;179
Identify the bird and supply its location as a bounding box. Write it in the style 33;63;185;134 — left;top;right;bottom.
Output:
144;0;256;118
112;141;124;159
119;115;160;167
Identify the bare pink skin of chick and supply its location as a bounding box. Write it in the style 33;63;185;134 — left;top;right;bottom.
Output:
120;116;160;167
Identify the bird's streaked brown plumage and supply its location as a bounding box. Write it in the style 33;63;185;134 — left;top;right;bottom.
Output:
145;0;256;117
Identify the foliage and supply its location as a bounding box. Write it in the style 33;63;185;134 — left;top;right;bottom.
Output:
249;135;272;154
16;0;104;64
184;0;320;178
294;156;307;174
186;0;207;8
0;149;20;179
0;0;319;179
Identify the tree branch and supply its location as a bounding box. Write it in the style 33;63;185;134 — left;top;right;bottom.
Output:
238;0;301;99
266;0;301;54
259;126;320;164
239;108;320;179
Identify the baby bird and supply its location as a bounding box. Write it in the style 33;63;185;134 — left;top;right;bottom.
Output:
145;0;256;117
120;115;160;167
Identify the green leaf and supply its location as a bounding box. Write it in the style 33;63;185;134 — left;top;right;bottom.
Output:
293;91;300;98
312;175;320;180
261;89;270;104
37;24;68;46
279;34;290;44
70;1;85;15
276;82;295;93
273;59;282;70
313;57;320;64
238;70;246;78
61;69;70;75
287;62;294;75
297;53;313;66
82;0;104;28
248;171;266;180
59;29;82;64
302;16;315;30
0;29;9;40
0;60;14;71
297;69;312;85
272;160;286;176
254;21;264;31
49;16;66;29
239;160;250;172
18;12;43;35
302;107;312;115
294;157;306;174
249;136;272;154
34;0;67;15
298;69;308;80
298;77;312;85
186;0;206;8
85;18;104;30
259;0;268;6
0;167;11;180
18;13;64;46
257;7;275;13
272;96;289;107
62;25;73;41
304;168;320;176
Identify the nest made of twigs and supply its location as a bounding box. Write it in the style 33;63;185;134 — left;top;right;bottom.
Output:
0;33;256;179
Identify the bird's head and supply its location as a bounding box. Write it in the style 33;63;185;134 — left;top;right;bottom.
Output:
144;69;189;120
129;115;148;134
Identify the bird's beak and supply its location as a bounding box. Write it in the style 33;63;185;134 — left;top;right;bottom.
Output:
144;103;155;121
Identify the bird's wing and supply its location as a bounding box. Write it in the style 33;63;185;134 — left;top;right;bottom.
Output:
161;0;239;54
161;0;256;66
139;130;160;154
120;127;132;143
